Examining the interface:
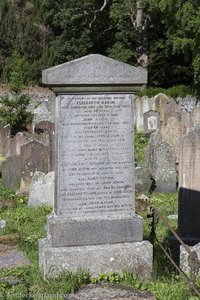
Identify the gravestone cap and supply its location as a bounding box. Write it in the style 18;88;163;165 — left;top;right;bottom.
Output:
42;54;147;92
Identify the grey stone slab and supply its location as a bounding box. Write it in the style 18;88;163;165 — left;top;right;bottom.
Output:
55;94;135;218
65;284;155;300
180;243;200;276
46;214;143;247
28;171;55;207
2;155;21;190
42;54;147;88
0;125;11;155
161;116;182;163
145;131;176;193
0;244;30;269
20;140;50;192
135;167;151;193
178;126;200;241
39;239;153;280
34;121;55;171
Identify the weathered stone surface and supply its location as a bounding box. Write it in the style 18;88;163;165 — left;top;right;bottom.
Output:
65;284;155;300
135;167;151;193
134;96;155;133
0;244;30;269
35;121;55;171
179;95;199;113
161;116;182;163
33;101;54;124
2;155;21;190
35;120;55;133
180;107;200;136
28;171;55;207
180;243;200;276
47;214;143;247
4;131;31;158
145;131;176;193
178;126;200;243
143;110;160;134
39;239;153;280
154;93;178;125
20;141;50;193
0;125;11;155
55;94;135;218
42;54;147;89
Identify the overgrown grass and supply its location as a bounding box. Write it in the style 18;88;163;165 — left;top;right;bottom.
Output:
0;182;199;299
134;131;149;166
136;85;196;98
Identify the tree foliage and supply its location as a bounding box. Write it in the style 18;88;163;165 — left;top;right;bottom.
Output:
0;0;200;89
0;94;33;135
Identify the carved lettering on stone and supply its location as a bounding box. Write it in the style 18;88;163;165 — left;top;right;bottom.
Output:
56;94;134;217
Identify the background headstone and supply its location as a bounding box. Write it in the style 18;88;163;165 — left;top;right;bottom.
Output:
143;110;160;134
34;121;55;171
4;132;31;158
20;141;50;193
2;155;21;190
135;167;151;193
28;171;55;207
154;93;178;125
160;116;182;163
145;131;176;193
0;125;11;155
134;96;156;132
178;125;200;244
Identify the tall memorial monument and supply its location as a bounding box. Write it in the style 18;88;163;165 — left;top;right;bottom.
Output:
39;54;153;279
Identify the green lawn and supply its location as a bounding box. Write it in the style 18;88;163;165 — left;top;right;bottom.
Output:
0;182;199;299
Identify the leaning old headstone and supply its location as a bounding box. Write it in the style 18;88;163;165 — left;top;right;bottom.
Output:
39;54;153;279
178;125;200;245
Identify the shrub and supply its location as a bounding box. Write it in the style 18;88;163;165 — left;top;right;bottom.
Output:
0;93;33;135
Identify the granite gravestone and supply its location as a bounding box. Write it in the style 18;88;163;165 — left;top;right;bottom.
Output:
178;125;200;245
143;110;160;134
39;54;153;279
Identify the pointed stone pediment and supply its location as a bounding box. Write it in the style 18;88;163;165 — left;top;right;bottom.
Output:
42;54;147;86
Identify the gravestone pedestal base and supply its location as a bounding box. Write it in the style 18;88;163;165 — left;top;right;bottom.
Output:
46;214;143;247
39;239;153;279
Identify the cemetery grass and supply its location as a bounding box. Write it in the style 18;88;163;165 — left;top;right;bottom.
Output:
0;183;199;300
